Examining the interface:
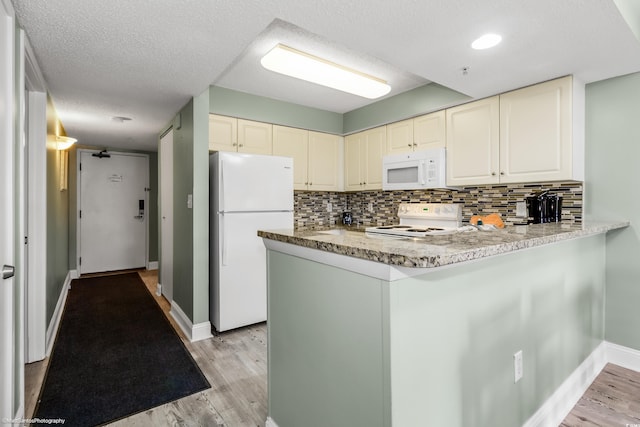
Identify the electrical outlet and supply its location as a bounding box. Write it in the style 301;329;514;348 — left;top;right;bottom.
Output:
326;202;332;212
516;202;527;218
368;202;374;213
514;350;523;383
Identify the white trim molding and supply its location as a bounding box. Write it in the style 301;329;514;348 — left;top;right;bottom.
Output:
265;417;280;427
45;271;73;356
170;301;213;343
605;341;640;373
148;261;159;271
524;340;640;427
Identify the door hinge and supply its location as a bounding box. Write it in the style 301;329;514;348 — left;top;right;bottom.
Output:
24;236;28;245
79;210;82;219
79;257;81;266
79;162;82;171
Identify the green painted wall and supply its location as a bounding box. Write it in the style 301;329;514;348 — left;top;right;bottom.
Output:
45;148;69;325
210;86;343;134
68;147;158;269
343;83;470;134
172;99;195;319
169;89;210;324
192;90;210;324
585;72;640;351
267;234;606;427
210;83;469;136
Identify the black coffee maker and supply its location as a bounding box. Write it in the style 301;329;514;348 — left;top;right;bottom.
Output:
525;190;563;224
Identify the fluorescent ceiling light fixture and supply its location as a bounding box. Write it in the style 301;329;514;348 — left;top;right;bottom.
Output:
261;44;391;99
471;33;502;50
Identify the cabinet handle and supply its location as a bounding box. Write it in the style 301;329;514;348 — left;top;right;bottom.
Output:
304;182;308;185
232;143;237;147
408;144;412;147
413;143;417;147
309;182;312;186
500;171;504;175
491;172;496;176
239;144;244;147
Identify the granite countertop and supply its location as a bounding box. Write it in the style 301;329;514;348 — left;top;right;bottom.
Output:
258;220;629;268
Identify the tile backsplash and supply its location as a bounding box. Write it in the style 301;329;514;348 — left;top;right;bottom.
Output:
294;182;583;229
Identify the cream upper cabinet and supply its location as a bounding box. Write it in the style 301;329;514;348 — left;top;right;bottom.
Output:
445;76;581;186
308;131;342;191
499;76;573;183
386;111;446;155
273;125;342;191
446;96;500;186
386;119;414;154
209;114;272;155
237;119;272;155
414;110;446;151
345;126;385;191
273;125;309;190
209;115;237;152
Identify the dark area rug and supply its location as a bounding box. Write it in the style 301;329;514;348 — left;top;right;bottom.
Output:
34;272;210;426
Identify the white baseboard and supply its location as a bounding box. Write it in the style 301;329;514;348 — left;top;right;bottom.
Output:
156;282;162;296
605;341;640;373
524;340;640;427
169;301;213;342
148;261;158;270
265;417;279;427
45;271;73;356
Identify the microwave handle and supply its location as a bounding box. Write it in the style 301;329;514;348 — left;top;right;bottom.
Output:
419;160;426;185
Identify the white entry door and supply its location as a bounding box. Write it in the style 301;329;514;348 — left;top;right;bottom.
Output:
79;151;149;274
160;130;173;301
1;1;20;421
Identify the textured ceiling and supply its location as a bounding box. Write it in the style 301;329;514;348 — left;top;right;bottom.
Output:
11;0;640;152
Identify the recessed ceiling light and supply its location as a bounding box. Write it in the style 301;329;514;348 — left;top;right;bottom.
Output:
260;44;391;99
471;34;502;50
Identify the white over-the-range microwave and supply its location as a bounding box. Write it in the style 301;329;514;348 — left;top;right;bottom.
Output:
382;148;447;191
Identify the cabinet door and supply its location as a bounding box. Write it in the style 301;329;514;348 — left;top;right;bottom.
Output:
344;133;364;191
386;119;414;155
209;114;237;152
446;97;500;186
364;126;386;190
308;131;341;191
238;119;273;155
499;76;572;183
414;110;445;150
273;125;309;190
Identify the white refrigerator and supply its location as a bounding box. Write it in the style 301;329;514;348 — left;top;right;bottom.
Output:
210;151;294;332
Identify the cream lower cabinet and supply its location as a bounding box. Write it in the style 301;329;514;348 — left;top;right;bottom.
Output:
446;75;581;186
209;114;273;155
386;111;446;155
446;96;500;186
345;126;386;191
273;125;342;191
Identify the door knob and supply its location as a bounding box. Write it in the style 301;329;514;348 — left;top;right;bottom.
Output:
2;265;15;280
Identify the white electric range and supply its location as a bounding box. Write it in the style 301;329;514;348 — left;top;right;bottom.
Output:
365;203;462;237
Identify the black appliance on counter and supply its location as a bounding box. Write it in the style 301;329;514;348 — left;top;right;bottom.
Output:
525;191;563;224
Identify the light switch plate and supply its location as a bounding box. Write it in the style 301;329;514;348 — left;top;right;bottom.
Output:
187;194;193;209
516;202;527;217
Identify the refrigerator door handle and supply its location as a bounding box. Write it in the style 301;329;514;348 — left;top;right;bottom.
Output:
221;213;228;266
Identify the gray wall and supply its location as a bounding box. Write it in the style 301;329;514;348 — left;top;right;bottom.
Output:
585;71;640;351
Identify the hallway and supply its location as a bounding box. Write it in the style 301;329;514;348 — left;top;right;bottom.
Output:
25;270;268;426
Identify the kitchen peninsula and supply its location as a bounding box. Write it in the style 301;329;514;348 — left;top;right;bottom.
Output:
260;220;628;427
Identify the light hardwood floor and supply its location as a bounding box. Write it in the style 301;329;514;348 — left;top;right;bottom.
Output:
24;270;640;427
561;363;640;426
25;270;268;426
